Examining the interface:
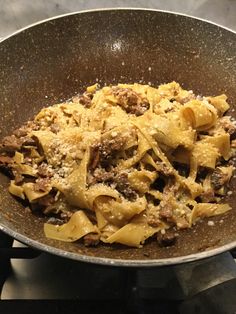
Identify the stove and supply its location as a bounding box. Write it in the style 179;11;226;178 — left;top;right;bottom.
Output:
1;231;236;314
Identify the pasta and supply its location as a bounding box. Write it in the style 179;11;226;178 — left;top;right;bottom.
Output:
0;81;235;248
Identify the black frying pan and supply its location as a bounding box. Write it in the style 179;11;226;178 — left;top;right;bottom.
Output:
0;9;236;266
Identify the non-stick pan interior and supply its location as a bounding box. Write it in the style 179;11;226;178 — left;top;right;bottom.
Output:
0;9;236;266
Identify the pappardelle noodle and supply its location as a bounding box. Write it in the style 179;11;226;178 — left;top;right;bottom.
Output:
0;82;235;248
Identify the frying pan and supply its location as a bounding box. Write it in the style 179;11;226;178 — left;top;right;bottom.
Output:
0;8;236;267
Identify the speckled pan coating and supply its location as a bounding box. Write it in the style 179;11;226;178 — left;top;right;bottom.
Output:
0;9;236;266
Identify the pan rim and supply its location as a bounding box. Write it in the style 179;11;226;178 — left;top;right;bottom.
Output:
0;7;236;44
0;221;236;267
1;8;236;266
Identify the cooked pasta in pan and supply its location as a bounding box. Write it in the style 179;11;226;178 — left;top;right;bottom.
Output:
0;82;235;247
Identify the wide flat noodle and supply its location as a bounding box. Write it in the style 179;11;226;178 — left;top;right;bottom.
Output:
201;134;230;160
128;169;157;193
9;181;25;199
95;196;147;227
190;203;231;225
137;112;195;150
118;130;151;169
191;141;219;169
54;149;90;208
207;94;229;116
85;184;120;208
23;182;51;202
181;100;217;131
44;210;98;242
104;214;167;247
31;130;56;163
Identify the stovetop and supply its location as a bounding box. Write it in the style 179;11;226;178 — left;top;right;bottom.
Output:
1;231;236;314
0;237;179;314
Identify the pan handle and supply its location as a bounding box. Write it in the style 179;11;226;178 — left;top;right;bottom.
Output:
179;277;236;314
174;252;236;314
174;252;236;297
174;252;236;298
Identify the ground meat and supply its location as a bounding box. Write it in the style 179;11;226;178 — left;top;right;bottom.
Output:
0;130;36;153
77;92;93;108
147;208;161;227
200;188;215;202
60;211;72;220
89;167;115;185
13;171;24;184
30;193;56;213
13;127;28;138
37;163;53;178
157;185;172;218
99;137;125;162
90;136;126;168
34;178;50;192
83;233;100;246
21;136;36;146
177;94;195;104
158;199;189;229
147;216;160;227
36;194;55;207
89;168;137;200
13;122;39;137
158;183;179;221
112;87;150;116
157;162;175;176
13;124;37;146
89;147;100;170
211;167;231;190
157;230;178;247
159;205;173;219
0;135;23;153
219;116;236;135
50;123;60;134
43;197;69;216
115;173;137;201
0;155;13;165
